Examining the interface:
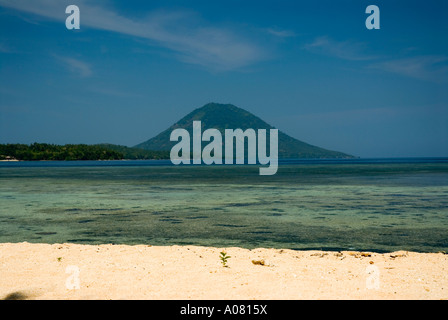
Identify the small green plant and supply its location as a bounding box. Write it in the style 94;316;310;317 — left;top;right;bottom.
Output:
57;257;62;262
220;251;231;267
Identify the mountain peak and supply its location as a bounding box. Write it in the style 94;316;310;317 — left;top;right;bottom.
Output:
134;103;353;159
189;102;255;118
202;102;235;108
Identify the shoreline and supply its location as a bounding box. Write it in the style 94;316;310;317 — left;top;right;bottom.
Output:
1;242;447;300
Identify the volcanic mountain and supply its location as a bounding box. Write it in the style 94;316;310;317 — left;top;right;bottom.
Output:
134;103;354;159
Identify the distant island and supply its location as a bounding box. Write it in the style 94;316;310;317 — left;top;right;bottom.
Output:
135;102;354;159
0;143;169;161
1;103;354;161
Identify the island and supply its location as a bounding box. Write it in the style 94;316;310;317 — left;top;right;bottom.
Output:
0;143;169;161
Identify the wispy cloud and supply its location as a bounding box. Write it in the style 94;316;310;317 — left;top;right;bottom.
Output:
304;36;448;83
265;28;296;38
0;42;18;53
0;0;267;71
304;36;377;61
55;55;92;77
368;55;448;83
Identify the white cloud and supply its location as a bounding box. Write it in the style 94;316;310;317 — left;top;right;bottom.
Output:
304;36;377;61
0;0;267;71
55;56;92;77
303;36;448;83
265;28;296;38
368;55;448;82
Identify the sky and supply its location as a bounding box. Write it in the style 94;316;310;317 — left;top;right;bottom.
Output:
0;0;447;158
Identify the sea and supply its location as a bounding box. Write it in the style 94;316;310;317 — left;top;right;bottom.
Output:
1;158;447;253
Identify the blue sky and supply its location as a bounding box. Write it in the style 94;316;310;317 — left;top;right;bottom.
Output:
0;0;447;157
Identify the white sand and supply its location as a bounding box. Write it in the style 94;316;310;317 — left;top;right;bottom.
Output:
1;242;447;300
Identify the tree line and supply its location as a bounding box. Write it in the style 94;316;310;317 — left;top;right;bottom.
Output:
0;143;124;161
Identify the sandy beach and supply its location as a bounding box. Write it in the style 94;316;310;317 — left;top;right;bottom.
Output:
0;242;447;300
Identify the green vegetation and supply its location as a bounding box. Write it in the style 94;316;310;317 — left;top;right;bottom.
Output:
219;251;231;267
0;143;123;161
0;143;170;161
95;143;170;160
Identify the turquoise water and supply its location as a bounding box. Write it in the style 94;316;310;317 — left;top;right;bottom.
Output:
1;159;448;252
